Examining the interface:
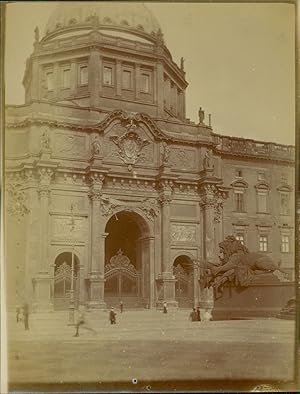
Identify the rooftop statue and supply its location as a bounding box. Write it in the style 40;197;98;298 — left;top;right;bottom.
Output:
204;235;284;299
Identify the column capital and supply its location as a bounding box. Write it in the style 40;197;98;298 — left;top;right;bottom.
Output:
158;179;174;204
38;167;54;186
88;172;105;200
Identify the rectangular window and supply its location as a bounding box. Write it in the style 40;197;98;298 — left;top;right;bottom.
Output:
259;235;268;252
235;191;244;212
79;65;88;85
141;73;150;93
258;191;267;213
235;169;243;178
258;171;265;181
46;71;53;91
122;70;132;89
62;68;71;89
103;66;113;86
280;192;289;215
235;234;244;245
281;235;290;253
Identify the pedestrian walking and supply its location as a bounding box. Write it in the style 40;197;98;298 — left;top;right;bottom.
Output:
120;300;124;313
196;306;201;321
22;302;29;330
74;307;96;337
163;301;168;314
16;306;21;323
189;307;198;322
109;307;117;324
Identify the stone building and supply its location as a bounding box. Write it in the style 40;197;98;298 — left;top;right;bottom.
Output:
5;3;295;312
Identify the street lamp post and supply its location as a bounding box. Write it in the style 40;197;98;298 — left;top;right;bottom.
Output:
68;203;75;326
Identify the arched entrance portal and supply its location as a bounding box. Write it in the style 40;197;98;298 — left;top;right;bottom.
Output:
53;252;80;310
104;210;151;308
173;255;194;308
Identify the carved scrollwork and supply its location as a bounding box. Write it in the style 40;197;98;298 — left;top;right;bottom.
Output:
139;197;160;221
161;142;170;165
5;182;30;217
100;195;122;216
199;184;229;223
159;180;174;204
110;120;150;167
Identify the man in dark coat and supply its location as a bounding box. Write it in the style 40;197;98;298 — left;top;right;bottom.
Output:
189;307;198;322
196;307;201;321
109;307;117;324
22;302;29;330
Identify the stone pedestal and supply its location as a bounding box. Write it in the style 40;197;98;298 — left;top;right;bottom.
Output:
32;272;53;312
87;273;106;309
157;273;178;308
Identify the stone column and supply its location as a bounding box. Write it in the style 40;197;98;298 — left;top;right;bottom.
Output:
89;46;100;107
33;167;53;311
159;180;177;307
156;61;164;116
88;173;106;309
148;236;155;308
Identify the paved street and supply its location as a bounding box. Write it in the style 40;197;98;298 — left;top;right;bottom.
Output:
6;309;296;391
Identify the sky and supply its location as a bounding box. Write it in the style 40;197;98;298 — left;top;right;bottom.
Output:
5;2;295;145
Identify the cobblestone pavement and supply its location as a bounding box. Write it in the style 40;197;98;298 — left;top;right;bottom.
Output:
5;310;296;391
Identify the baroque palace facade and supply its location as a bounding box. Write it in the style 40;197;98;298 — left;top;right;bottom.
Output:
5;4;295;311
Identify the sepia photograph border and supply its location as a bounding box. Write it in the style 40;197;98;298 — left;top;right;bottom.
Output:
1;0;299;392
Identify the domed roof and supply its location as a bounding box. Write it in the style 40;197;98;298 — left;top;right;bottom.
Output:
44;2;162;41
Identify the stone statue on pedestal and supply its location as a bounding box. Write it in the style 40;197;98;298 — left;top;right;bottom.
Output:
198;107;205;124
205;235;284;299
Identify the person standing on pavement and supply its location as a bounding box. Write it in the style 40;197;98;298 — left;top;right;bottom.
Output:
109;307;117;324
196;306;201;321
120;300;124;313
16;306;21;323
189;307;198;322
22;302;29;330
163;301;168;314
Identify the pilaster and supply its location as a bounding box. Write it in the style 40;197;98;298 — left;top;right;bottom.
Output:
87;172;106;309
89;45;100;107
33;167;54;311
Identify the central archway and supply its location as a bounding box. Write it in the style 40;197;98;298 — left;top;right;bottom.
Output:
104;210;151;308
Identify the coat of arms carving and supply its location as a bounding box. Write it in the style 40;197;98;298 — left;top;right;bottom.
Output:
110;120;150;169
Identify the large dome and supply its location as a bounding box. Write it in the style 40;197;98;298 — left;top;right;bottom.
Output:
43;2;162;42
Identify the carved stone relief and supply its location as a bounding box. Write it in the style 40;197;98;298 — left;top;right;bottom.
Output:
171;224;196;242
53;133;86;156
51;194;86;212
51;216;87;239
169;148;195;170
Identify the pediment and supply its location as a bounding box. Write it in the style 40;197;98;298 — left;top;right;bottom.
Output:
97;110;166;141
230;179;248;189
